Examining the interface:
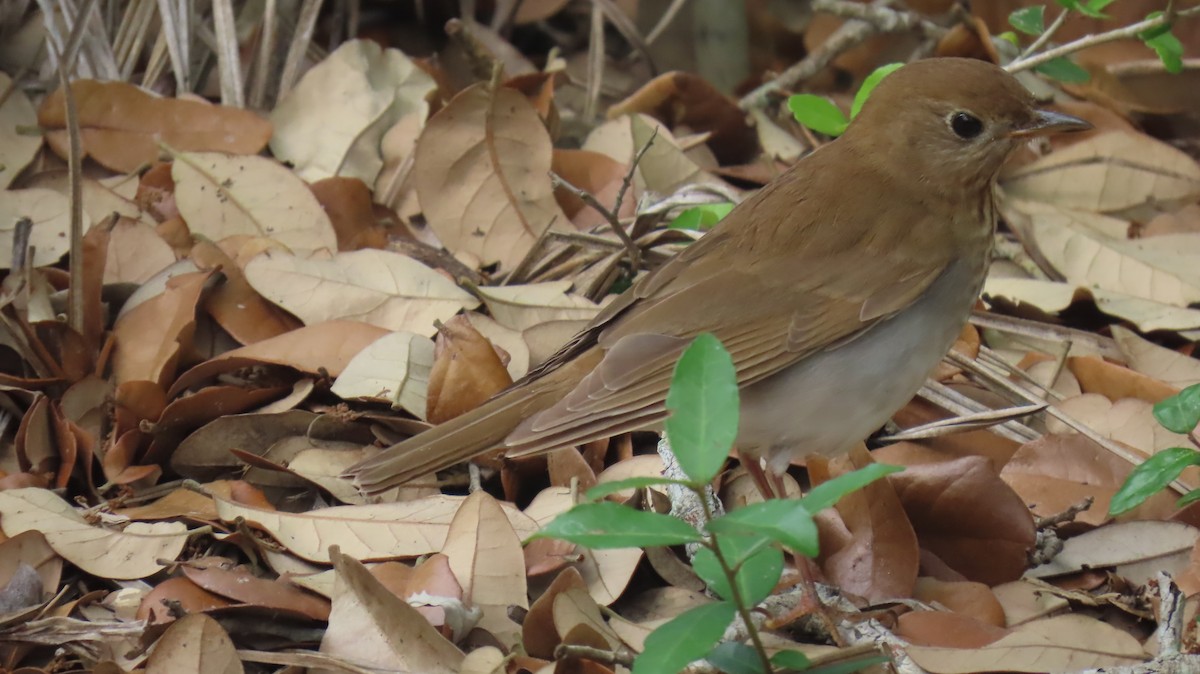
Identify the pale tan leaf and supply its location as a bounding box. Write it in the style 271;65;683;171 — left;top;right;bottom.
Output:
1028;520;1200;580
984;277;1200;333
442;491;527;644
145;613;242;674
1001;131;1200;214
104;218;177;284
0;488;188;580
172;152;337;255
244;248;478;332
1112;325;1200;388
330;331;435;417
0;188;78;268
270;39;435;184
1048;394;1193;471
321;548;463;674
465;312;530;380
24;171;155;228
214;493;538;563
905;614;1144;673
578;547;643;606
990;579;1069;627
414;83;566;271
1026;207;1200;306
476;281;600;331
0;72;40;188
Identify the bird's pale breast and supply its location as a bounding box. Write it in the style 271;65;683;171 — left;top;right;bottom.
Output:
737;253;988;473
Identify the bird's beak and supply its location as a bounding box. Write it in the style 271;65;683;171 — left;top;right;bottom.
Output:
1009;109;1093;138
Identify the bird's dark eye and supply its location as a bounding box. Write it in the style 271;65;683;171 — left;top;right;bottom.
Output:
949;112;984;139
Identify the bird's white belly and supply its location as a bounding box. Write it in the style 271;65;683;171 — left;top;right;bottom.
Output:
736;256;984;473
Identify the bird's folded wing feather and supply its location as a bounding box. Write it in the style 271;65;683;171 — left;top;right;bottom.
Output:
504;241;952;456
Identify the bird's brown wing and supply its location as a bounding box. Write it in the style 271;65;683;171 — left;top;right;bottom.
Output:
503;244;951;456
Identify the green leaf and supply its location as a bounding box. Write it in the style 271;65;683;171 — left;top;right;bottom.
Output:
1177;488;1200;509
999;31;1020;46
787;94;849;137
1138;12;1173;40
770;650;812;671
666;333;739;485
1139;13;1184;74
668;203;735;231
693;534;783;606
1009;6;1045;35
1035;56;1090;83
1109;447;1200;516
707;500;819;557
1056;0;1110;19
806;655;893;674
633;601;736;674
532;502;703;548
584;476;691;501
850;63;903;119
706;643;764;674
1153;383;1200;434
802;463;904;513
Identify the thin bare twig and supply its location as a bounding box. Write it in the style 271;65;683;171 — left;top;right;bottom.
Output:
1007;6;1200;73
1019;7;1068;60
738;0;946;110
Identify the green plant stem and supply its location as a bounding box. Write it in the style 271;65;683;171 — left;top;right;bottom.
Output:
698;490;774;674
1007;5;1200;73
1019;8;1068;59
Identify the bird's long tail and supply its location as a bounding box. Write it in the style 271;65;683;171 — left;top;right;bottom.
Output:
345;386;542;495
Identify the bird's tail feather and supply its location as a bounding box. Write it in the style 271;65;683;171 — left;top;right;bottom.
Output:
346;388;534;494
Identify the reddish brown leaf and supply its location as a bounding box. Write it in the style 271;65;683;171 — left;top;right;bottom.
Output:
38;81;271;173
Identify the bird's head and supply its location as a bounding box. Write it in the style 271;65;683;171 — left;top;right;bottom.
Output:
845;58;1091;194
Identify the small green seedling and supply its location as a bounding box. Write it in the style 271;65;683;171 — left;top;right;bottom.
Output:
1110;383;1200;515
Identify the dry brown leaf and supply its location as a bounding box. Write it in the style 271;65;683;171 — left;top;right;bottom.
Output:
442;490;527;644
329;331;434;417
112;270;212;387
172;151;338;255
168;320;389;396
552;586;623;652
889;456;1035;586
905;613;1145;672
1049;394;1193;474
1028;520;1200;582
608;71;758;165
322;547;464;673
984;277;1200;333
100;217;176;284
0;531;61;600
912;577;1006;627
1068;354;1178;404
270;39;435;184
896;610;1009;648
815;446;919;601
145;613;242;674
524;566;586;658
24;171;156;231
464;312;530;380
1017;203;1200;307
991;579;1070;627
309;177;390;251
1000;131;1200;215
427;315;514;425
477;281;601;331
0;188;76;269
0;488;188;580
137;576;234;625
1000;433;1177;526
0;72;40;188
1111;325;1200;389
215;493;537;563
38;80;271;174
190;241;302;345
244;248;478;333
414;82;566;271
181;557;330;620
551;148;634;228
513;0;570;23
